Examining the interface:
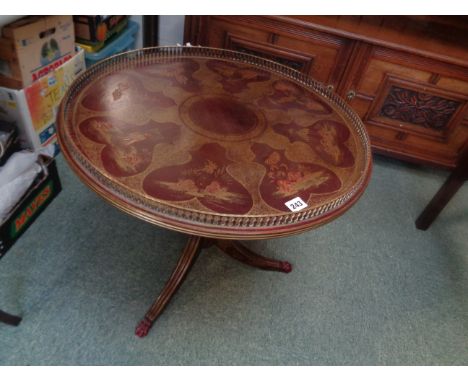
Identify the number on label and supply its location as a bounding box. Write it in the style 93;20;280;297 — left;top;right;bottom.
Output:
285;197;308;212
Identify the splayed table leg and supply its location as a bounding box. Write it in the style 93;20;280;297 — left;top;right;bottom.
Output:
0;309;22;326
135;235;203;337
215;240;292;273
135;236;292;337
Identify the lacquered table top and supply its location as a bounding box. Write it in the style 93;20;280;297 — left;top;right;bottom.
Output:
57;47;372;239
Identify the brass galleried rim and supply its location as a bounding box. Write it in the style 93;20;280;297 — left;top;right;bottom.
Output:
57;46;372;239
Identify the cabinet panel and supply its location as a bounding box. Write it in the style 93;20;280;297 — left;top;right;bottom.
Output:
204;18;270;47
437;77;468;94
195;16;352;87
185;16;468;168
273;33;347;85
347;46;468;167
357;59;432;95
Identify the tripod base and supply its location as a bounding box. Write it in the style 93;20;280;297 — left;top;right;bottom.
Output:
135;236;292;337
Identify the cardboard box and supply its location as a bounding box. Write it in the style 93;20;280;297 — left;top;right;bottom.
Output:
0;155;62;259
0;47;85;155
0;16;75;89
73;15;128;45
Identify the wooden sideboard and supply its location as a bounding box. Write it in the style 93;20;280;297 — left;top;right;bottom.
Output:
184;16;468;168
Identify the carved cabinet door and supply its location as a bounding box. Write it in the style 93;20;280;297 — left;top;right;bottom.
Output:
343;43;468;168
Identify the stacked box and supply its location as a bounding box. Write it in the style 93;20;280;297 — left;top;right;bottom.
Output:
82;20;139;67
0;16;75;89
0;47;85;154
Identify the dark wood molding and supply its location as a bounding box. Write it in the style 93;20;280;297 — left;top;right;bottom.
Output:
143;16;159;47
271;16;468;68
336;41;373;95
224;33;315;74
184;15;210;45
209;16;349;48
371;45;468;82
371;145;455;169
354;93;374;103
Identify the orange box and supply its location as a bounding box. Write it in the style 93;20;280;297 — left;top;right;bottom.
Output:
73;15;128;44
0;16;75;89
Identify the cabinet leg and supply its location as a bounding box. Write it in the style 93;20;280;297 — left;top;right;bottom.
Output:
135;235;203;337
416;146;468;230
416;172;465;230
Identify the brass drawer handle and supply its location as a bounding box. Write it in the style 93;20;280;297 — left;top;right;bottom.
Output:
346;90;356;101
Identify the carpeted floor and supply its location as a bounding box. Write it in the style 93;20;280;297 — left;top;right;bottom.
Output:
0;153;467;365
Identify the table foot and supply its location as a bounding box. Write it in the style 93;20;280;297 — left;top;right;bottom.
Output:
0;309;22;326
215;240;293;273
135;235;203;338
279;261;293;273
135;317;153;337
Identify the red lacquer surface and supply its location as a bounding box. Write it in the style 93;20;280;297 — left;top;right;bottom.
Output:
81;73;176;112
79;117;180;177
272;120;355;168
251;142;342;211
143;143;254;214
58;48;371;238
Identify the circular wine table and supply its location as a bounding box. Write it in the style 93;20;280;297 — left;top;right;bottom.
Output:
57;46;372;337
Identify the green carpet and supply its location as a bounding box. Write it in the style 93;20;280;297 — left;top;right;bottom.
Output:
0;154;467;365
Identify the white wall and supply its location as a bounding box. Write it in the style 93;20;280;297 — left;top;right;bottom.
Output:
158;15;185;46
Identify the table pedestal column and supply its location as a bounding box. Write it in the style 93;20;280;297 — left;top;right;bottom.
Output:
135;235;292;338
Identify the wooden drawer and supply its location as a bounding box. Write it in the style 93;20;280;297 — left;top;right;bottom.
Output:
345;45;468;167
188;16;353;88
